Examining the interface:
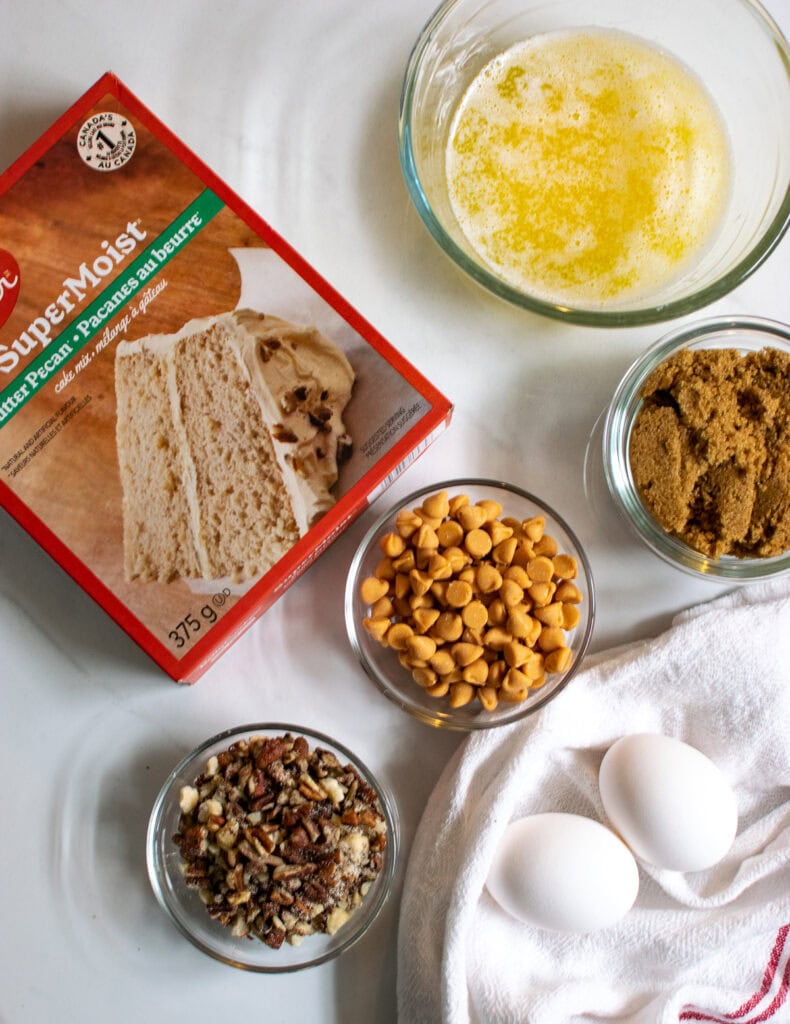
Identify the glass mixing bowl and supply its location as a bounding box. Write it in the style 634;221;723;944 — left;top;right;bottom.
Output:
399;0;790;325
147;723;398;971
346;479;595;729
603;316;790;580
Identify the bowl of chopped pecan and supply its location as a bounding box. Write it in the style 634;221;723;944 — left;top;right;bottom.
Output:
146;724;397;970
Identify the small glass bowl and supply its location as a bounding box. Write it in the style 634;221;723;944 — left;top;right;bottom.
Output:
146;723;398;972
345;479;595;730
602;316;790;581
399;0;790;326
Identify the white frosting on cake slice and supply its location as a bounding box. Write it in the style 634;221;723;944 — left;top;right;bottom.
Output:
115;308;354;582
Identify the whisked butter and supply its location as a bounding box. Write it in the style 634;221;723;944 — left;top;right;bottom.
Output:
446;29;730;307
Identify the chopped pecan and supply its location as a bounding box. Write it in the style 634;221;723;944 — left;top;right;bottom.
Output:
173;733;387;949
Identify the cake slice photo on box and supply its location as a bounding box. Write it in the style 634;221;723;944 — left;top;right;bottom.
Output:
115;307;354;584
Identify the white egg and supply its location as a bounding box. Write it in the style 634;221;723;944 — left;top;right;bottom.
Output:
486;812;639;933
599;733;738;872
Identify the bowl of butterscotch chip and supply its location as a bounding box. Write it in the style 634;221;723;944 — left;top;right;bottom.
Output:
345;480;595;730
603;316;790;581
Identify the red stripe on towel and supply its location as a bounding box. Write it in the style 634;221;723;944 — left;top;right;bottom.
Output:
679;925;790;1023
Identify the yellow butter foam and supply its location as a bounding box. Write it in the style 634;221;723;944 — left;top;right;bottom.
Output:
446;29;730;307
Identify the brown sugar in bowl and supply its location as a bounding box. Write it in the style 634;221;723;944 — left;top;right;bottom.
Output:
603;316;790;581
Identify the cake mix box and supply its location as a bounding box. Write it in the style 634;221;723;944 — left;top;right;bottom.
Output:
0;73;452;682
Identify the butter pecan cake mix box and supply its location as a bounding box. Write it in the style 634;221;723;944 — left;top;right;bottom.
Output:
0;72;452;682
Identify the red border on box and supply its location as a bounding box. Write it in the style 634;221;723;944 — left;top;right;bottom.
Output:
0;72;453;682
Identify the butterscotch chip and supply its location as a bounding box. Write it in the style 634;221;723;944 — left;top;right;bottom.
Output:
499;578;524;607
415;523;439;550
430;649;457;675
503;565;530;587
533;602;565;628
465;528;493;559
391;549;416;573
483;626;511;651
545;647;573;673
431;611;463;642
412;667;438;688
446;579;474;607
534;534;558;558
555;581;582;603
503;640;530;668
360;576;390;604
463;659;489;685
362;617;389;643
375;557;395;580
500;668;529;702
380;532;406;558
426;679;451;698
427;553;453;580
507;606;533;639
487;519;513;545
386;622;414;650
437;520;464;547
422;490;450;520
456;504;488;531
523;651;545;679
406;634;437;662
526;556;554;583
491;537;518;565
476;562;503;594
399;649;425;670
449;682;476;708
523;516;545;542
448;493;470;516
486;598;507;626
486;660;507;687
552;553;577;579
409;568;433;596
451;641;484;667
396;508;422;538
537;627;566;652
478;499;504;521
478;685;499;711
462;600;488;630
527;581;555;606
413;607;441;633
561;604;580;630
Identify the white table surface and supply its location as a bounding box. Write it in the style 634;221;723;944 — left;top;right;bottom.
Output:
1;2;789;1021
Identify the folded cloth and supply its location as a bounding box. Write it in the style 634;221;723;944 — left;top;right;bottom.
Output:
397;580;790;1024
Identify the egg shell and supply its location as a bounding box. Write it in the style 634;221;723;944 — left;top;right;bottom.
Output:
486;812;639;933
599;733;738;872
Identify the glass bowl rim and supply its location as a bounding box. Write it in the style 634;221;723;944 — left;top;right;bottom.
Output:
146;721;399;972
602;314;790;580
398;0;790;327
345;477;596;730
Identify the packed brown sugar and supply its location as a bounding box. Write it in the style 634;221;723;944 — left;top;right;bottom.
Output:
629;347;790;558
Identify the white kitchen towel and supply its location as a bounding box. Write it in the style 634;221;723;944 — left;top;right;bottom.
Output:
397;579;790;1024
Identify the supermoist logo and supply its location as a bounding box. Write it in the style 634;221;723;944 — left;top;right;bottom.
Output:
0;249;20;330
77;112;136;171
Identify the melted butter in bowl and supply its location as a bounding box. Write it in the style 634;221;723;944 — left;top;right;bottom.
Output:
445;29;730;309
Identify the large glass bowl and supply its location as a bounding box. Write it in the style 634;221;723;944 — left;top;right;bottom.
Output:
602;316;790;581
146;723;398;971
399;0;790;326
345;479;595;730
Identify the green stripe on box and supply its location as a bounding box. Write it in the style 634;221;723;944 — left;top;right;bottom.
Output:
0;188;224;426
